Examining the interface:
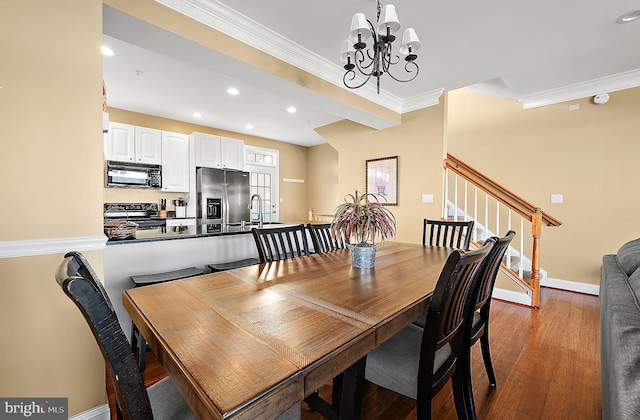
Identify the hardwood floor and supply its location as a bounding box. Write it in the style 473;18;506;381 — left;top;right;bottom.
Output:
107;287;601;419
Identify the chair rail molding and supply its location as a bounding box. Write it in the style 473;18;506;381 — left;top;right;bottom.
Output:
0;236;107;258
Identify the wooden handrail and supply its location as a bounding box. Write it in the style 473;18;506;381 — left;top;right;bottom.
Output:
445;155;556;307
445;154;562;227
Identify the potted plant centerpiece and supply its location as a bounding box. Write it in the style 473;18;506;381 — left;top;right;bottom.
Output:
332;190;396;268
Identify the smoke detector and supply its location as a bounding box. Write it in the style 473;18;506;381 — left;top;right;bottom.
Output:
594;93;609;105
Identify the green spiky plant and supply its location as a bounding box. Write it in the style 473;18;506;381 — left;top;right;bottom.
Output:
331;190;396;246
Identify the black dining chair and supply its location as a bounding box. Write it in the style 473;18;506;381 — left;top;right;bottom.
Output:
307;223;346;253
55;251;196;420
413;218;476;329
363;240;495;420
467;230;516;387
251;224;311;263
423;219;475;250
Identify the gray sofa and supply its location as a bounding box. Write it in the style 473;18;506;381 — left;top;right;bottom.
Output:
600;237;640;419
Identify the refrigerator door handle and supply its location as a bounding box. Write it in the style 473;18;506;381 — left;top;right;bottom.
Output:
222;183;229;225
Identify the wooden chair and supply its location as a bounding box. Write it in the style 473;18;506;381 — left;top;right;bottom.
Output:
363;240;495;420
467;230;516;387
307;223;346;253
423;219;475;250
251;224;311;263
413;218;476;329
54;251;196;420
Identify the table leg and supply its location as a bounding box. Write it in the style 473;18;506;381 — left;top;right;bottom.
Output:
304;357;366;420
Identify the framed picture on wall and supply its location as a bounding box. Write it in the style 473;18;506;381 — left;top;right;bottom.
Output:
366;156;398;206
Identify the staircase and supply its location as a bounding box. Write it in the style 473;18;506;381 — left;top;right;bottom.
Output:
444;154;562;307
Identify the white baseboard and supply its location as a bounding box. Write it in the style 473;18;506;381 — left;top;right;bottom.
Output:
492;278;599;307
70;404;110;420
541;277;599;295
492;287;533;306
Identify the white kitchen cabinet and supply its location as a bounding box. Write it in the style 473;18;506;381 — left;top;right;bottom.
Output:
161;131;190;192
104;122;134;162
221;137;244;170
104;122;161;164
193;132;244;170
194;133;222;168
134;126;162;164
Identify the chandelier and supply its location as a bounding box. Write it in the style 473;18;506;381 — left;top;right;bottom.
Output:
340;1;421;93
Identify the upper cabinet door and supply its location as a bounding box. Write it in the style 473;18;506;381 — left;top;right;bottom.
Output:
194;133;222;168
221;137;244;170
161;131;190;192
134;126;162;164
104;122;135;162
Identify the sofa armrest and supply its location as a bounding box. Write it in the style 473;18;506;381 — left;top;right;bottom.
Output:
600;254;640;419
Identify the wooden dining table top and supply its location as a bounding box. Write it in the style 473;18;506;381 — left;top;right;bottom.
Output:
122;241;452;420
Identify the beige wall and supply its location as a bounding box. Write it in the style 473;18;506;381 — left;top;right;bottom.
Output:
0;0;106;416
447;87;640;286
107;108;310;221
315;102;447;245
307;143;340;215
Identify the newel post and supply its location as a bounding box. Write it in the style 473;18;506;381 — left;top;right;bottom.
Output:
530;208;542;307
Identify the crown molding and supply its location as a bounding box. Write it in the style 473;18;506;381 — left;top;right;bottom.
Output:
401;88;445;113
0;236;107;259
155;0;441;114
518;69;640;109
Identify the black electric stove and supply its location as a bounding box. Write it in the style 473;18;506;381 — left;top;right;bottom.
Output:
104;203;167;229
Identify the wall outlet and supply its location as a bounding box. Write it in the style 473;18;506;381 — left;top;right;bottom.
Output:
551;194;563;204
422;194;434;203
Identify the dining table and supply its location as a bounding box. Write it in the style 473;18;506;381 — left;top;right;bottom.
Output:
122;241;452;420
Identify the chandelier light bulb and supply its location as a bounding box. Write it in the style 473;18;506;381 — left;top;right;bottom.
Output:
349;13;372;48
377;4;400;41
399;28;421;61
340;39;356;70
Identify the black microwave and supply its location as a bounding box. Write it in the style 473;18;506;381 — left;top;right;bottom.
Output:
105;161;162;188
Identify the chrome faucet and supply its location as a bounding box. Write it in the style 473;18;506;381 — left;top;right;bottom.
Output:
248;194;263;228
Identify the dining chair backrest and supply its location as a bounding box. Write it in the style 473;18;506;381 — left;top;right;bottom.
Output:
307;223;346;253
55;251;153;418
251;224;311;263
461;230;516;394
417;239;495;397
473;230;516;310
423;219;475;250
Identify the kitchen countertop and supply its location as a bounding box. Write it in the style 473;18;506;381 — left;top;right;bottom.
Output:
105;221;311;245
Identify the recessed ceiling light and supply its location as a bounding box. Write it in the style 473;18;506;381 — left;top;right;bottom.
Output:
101;46;114;56
287;106;297;113
245;124;253;130
193;112;202;118
227;87;239;95
617;9;640;23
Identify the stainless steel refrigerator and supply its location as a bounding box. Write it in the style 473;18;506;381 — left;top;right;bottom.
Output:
196;168;250;225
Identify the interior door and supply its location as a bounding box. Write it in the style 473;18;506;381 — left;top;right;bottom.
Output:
246;164;278;222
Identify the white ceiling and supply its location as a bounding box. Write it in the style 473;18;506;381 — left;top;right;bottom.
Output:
102;0;640;147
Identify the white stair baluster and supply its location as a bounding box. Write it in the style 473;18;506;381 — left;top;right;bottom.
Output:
443;169;449;219
473;186;478;242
